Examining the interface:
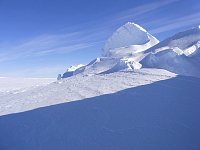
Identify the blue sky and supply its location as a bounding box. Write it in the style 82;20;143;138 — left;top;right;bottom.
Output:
0;0;199;77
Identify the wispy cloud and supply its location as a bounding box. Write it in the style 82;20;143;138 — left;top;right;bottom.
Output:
113;0;180;22
0;31;104;62
90;0;184;39
149;12;200;34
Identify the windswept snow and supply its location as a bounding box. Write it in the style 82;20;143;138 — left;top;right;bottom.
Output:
0;73;200;150
74;57;120;75
0;69;176;116
141;25;200;77
62;64;85;78
146;25;200;54
66;64;85;72
61;23;159;78
61;23;200;78
73;57;142;76
102;22;159;58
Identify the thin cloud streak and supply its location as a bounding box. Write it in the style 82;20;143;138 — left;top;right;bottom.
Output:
54;0;181;37
113;0;180;22
0;32;104;62
150;12;200;34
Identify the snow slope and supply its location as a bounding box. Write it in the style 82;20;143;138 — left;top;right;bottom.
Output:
141;25;200;77
61;24;200;78
73;57;142;76
0;69;175;116
146;26;200;54
62;64;85;78
102;22;159;58
0;73;200;150
62;23;158;78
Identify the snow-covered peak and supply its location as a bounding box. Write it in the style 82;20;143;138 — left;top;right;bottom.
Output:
124;22;147;32
102;22;159;57
60;24;199;78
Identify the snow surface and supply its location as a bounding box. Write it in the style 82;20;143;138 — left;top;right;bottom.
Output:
66;64;85;72
0;69;176;116
62;64;85;78
146;25;200;53
0;72;200;150
141;25;200;77
73;57;142;75
102;22;159;58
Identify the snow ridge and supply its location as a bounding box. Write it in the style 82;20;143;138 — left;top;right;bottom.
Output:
102;22;159;58
61;23;200;78
141;25;200;77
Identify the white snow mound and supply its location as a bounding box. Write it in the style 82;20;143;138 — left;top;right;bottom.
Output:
62;64;85;78
61;24;200;78
73;57;142;75
141;25;200;77
66;64;85;72
102;22;159;58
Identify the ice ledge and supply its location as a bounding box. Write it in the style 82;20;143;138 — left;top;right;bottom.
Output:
124;22;147;32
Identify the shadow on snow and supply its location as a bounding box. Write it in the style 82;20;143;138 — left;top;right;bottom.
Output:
0;75;200;150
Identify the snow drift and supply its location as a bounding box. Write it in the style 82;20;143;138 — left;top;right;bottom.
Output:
62;64;85;78
0;69;175;116
62;22;157;78
102;22;159;58
61;23;200;78
141;25;200;77
73;57;142;76
1;75;200;150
